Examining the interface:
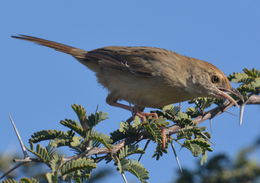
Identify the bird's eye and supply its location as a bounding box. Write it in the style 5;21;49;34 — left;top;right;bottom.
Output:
211;75;220;83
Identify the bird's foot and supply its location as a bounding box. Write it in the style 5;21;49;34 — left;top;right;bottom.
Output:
135;112;167;149
135;112;158;121
126;111;158;123
126;108;167;149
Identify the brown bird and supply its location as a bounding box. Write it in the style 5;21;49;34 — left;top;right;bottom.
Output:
12;35;238;119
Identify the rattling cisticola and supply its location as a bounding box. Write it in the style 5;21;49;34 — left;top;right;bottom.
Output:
12;35;239;120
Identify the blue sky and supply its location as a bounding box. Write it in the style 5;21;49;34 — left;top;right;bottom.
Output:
1;0;260;182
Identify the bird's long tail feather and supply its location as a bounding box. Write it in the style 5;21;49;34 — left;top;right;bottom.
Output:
11;35;87;58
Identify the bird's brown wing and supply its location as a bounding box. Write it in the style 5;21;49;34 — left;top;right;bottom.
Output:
85;46;172;77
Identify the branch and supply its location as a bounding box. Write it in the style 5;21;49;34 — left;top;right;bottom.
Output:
6;95;260;171
79;95;260;157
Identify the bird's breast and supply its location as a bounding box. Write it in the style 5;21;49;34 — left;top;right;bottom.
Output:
96;69;193;108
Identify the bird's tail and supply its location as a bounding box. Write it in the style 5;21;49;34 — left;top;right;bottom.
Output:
11;35;87;59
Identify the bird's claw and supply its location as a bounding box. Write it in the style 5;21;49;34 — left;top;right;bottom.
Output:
135;112;167;149
135;112;158;121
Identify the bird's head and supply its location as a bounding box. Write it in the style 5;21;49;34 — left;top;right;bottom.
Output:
189;60;240;106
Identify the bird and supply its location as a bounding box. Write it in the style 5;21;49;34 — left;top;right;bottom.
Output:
11;35;239;120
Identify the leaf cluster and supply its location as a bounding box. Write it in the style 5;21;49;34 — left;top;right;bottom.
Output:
175;137;260;183
229;68;260;97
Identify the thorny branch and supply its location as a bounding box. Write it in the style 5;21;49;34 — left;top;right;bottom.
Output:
3;95;260;179
60;94;260;158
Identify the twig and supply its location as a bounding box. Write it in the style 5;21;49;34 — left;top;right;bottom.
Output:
138;140;150;161
0;162;28;180
13;158;40;163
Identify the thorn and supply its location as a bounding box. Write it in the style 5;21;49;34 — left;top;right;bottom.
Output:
121;172;128;183
170;141;183;173
138;140;150;162
9;114;29;159
239;103;245;125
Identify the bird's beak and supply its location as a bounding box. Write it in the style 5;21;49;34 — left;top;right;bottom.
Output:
217;87;246;125
216;87;240;107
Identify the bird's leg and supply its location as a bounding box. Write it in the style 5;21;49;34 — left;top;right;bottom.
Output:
106;94;158;121
106;94;165;148
106;94;133;111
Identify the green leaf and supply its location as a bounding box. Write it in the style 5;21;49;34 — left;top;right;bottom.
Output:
132;116;141;128
119;122;131;133
229;68;260;95
30;130;74;143
162;105;180;116
50;138;72;148
60;158;96;176
70;136;82;147
110;129;135;143
49;153;63;171
154;117;170;127
229;72;249;83
120;159;149;183
26;144;54;163
60;119;85;137
20;178;39;183
118;145;144;160
152;144;168;160
200;152;208;165
87;130;112;149
243;68;260;77
87;111;108;128
71;104;89;130
45;172;58;183
144;122;162;143
156;105;180;120
174;112;193;127
251;78;260;88
1;178;40;183
1;179;18;183
183;138;212;157
162;104;176;111
188;97;219;117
